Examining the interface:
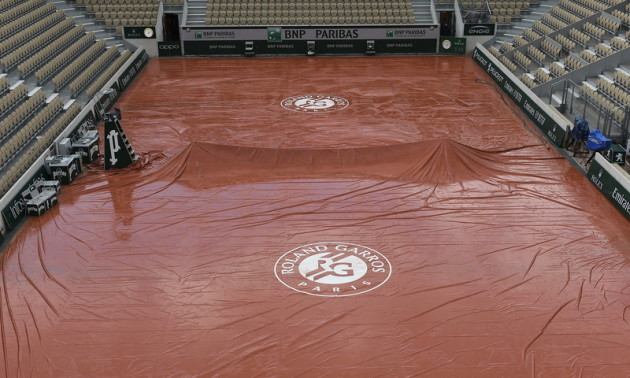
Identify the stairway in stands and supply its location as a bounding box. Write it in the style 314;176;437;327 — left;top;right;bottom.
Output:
186;0;207;25
494;0;561;45
411;0;436;24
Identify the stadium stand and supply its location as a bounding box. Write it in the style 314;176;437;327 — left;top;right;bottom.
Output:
564;53;585;70
555;33;576;51
499;54;517;71
203;0;415;26
0;103;81;197
16;23;85;78
34;32;96;85
0;0;138;201
1;18;76;73
580;48;598;63
614;69;630;89
0;83;27;117
79;0;159;37
594;41;614;57
513;35;528;47
527;44;546;65
541;38;561;59
51;40;108;91
0;10;66;57
610;36;629;50
501;40;516;52
533;66;552;83
549;61;567;77
86;49;133;99
514;50;532;70
0;76;9;96
519;72;537;88
488;45;502;57
569;27;591;47
523;28;542;42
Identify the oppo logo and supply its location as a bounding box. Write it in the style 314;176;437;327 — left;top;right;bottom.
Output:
159;44;181;50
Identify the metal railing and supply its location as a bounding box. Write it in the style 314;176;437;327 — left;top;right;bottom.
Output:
550;79;630;143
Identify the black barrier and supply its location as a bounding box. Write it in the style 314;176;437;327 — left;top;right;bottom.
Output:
1;166;49;230
118;50;150;91
588;157;630;220
316;40;365;54
439;37;466;54
158;41;182;57
471;47;566;146
186;39;438;55
374;39;437;54
253;41;307;54
184;41;246;55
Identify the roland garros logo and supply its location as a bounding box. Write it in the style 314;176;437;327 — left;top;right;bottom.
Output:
274;242;392;297
281;95;349;113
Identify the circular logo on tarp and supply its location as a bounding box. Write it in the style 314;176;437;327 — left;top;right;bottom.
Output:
274;242;392;297
281;95;349;113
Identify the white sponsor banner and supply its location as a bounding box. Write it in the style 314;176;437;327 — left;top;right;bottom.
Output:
182;27;439;41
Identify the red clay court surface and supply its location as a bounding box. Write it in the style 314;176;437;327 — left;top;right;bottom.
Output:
1;56;630;377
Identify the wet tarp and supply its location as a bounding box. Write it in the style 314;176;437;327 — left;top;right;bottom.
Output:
1;57;629;377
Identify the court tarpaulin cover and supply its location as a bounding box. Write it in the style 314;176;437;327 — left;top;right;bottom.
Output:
1;57;629;376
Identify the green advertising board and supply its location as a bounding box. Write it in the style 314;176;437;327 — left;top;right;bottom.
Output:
316;40;365;54
1;166;49;230
374;39;437;54
254;41;307;54
439;37;466;54
603;144;626;166
471;47;566;147
464;23;496;36
124;26;156;39
118;50;149;91
267;27;282;42
186;39;437;55
184;40;245;55
158;41;183;57
588;157;630;220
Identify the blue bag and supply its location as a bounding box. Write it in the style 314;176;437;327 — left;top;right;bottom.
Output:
585;129;612;151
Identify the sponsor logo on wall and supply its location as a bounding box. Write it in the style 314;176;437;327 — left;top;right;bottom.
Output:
275;242;392;297
158;42;182;57
464;24;495;36
439;37;466;54
124;26;156;39
588;159;630;219
186;27;439;41
267;27;282;42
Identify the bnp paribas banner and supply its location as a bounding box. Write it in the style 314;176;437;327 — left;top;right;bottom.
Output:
471;46;566;147
588;156;630;220
182;26;439;41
